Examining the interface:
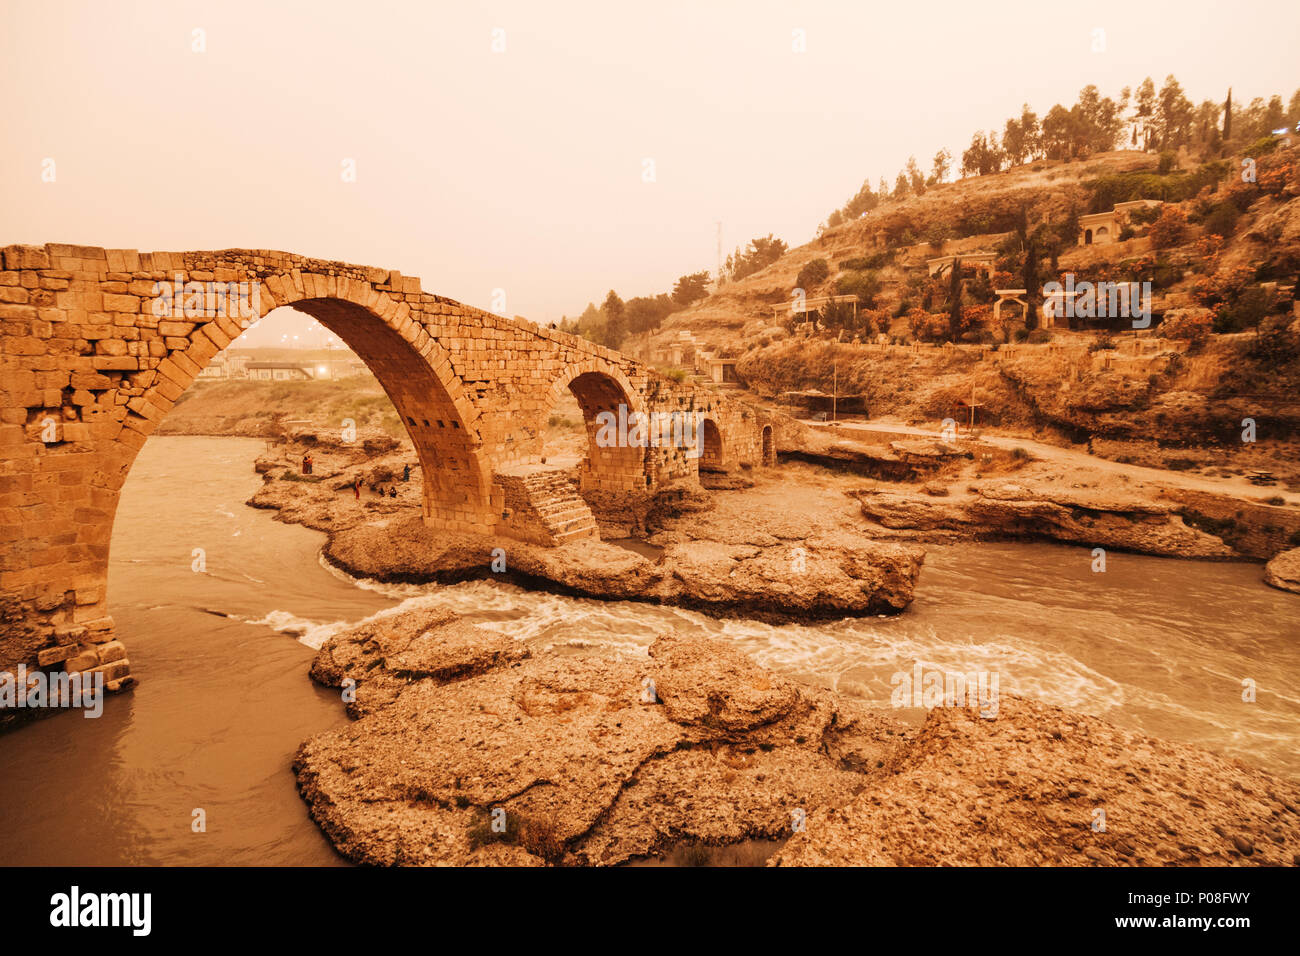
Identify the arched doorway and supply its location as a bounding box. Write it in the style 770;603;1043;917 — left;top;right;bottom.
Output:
1084;228;1093;245
761;425;775;466
701;419;724;471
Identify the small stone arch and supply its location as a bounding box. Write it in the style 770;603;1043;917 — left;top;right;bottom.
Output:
540;362;647;494
761;424;775;466
700;418;724;470
1084;228;1093;245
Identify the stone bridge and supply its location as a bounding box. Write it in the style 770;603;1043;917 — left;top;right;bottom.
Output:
0;243;777;694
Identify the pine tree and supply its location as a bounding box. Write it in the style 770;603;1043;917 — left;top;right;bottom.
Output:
1223;88;1232;141
947;259;964;340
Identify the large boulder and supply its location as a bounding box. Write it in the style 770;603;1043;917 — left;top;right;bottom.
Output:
1264;548;1300;594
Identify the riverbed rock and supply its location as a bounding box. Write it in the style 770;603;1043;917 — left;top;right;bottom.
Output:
293;622;908;866
771;694;1300;867
295;610;1300;867
856;481;1239;559
1264;548;1300;593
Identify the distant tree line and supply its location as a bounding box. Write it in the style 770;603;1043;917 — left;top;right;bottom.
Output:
556;270;712;350
824;77;1300;230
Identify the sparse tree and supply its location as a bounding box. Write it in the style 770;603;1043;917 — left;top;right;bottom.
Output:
601;290;626;349
931;148;952;184
671;271;710;306
906;155;926;195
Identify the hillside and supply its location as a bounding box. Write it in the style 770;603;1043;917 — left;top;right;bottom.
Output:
647;145;1300;482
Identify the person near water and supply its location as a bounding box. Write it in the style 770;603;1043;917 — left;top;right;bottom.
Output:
402;463;410;482
302;454;313;475
353;478;361;500
388;486;397;499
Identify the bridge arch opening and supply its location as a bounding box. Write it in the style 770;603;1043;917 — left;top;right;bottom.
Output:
282;298;488;526
541;367;647;495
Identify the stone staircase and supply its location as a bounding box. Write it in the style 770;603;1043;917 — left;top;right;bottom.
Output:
516;470;599;545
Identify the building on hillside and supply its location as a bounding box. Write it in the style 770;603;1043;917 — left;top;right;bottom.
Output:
245;361;315;382
705;357;742;386
926;253;997;277
653;331;697;368
1078;200;1163;245
771;294;860;323
197;355;249;380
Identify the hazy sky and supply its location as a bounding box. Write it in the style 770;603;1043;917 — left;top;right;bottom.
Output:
4;0;1298;338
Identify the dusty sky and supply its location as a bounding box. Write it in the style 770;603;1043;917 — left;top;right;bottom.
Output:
3;0;1297;342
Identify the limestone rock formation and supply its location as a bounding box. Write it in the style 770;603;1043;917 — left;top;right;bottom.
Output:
1264;547;1300;594
294;615;905;866
295;609;1300;867
856;481;1239;559
772;694;1300;867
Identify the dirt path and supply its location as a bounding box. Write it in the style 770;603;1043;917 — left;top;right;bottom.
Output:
808;418;1300;507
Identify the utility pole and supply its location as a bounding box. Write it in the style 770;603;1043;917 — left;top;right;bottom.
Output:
832;359;838;423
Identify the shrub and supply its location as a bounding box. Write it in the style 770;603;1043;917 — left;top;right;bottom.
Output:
1158;151;1176;174
1129;205;1163;226
1215;285;1272;333
1203;202;1240;238
838;251;890;271
1159;310;1213;344
1243;317;1300;371
1148;206;1190;249
1026;328;1053;344
836;270;881;307
795;258;830;291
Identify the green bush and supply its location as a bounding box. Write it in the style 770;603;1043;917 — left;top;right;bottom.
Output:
838;252;890;271
1158;151;1176;174
795;258;830;291
1203;202;1241;238
836;270;881;307
1215;286;1272;333
1087;160;1231;212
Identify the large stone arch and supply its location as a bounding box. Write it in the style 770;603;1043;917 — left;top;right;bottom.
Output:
123;282;492;530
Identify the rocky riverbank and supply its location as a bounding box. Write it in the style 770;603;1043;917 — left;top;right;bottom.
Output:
244;429;925;622
241;417;1300;618
294;607;1300;867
